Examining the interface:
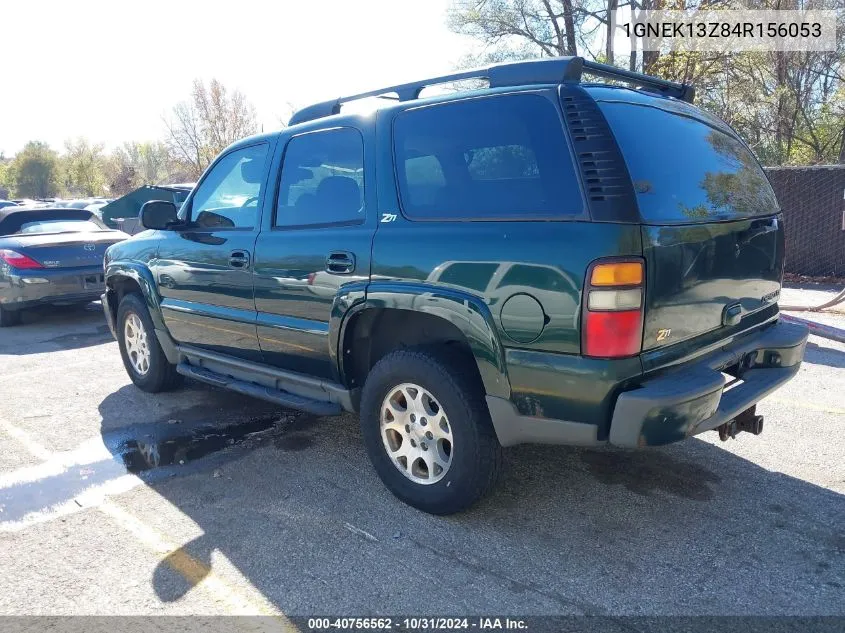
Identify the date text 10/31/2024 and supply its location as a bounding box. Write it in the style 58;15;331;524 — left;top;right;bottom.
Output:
306;618;528;631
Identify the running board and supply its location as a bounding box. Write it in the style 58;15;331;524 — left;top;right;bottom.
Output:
176;363;342;417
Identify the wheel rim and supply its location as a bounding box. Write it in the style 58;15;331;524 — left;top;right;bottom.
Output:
380;383;453;485
124;312;151;376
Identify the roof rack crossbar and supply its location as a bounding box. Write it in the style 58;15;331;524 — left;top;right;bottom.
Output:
581;60;695;103
289;57;583;125
288;56;694;125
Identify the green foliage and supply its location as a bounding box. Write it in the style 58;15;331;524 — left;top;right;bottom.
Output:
8;141;61;198
0;161;11;199
63;137;106;197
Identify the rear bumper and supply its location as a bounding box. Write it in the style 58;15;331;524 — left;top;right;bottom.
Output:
487;318;808;448
609;318;807;447
0;267;105;310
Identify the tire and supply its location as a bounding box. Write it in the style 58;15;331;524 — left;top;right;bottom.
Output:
0;306;22;327
360;347;503;515
116;293;181;392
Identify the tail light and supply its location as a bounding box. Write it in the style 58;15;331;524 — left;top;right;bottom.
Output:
582;259;644;358
0;249;43;270
307;272;316;285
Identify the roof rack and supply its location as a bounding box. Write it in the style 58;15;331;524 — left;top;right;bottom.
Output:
288;56;694;126
580;59;695;103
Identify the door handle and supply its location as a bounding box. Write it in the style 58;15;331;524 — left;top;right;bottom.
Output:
229;250;251;269
325;251;355;275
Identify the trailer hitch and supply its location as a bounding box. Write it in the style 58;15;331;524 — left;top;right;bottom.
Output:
717;405;764;441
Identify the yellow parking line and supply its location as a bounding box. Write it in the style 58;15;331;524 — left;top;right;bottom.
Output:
0;416;297;627
98;501;293;623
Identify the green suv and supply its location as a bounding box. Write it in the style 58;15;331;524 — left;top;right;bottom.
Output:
102;57;808;514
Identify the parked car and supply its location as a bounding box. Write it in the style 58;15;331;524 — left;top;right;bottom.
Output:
85;200;110;219
0;200;19;210
102;57;808;514
10;199;47;208
0;207;129;326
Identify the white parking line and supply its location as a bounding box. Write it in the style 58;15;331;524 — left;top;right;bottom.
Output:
0;415;295;625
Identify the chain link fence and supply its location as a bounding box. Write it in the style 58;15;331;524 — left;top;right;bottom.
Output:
765;165;845;278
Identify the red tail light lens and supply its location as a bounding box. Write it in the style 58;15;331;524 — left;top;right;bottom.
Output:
0;249;43;270
582;259;645;358
583;310;643;357
307;272;316;285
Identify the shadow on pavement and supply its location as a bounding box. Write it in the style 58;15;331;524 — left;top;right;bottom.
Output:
96;382;845;616
0;302;112;355
804;342;845;370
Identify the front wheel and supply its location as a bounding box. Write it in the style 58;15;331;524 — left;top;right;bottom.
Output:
360;347;503;515
116;293;181;392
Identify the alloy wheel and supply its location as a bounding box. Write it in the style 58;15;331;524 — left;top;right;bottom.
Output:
380;383;453;485
124;312;151;376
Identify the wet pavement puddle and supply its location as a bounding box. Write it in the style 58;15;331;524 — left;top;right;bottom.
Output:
0;412;315;528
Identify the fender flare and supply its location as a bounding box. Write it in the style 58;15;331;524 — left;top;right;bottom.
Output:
104;262;165;330
332;281;511;399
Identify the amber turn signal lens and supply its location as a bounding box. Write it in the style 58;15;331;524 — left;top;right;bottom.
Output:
590;262;643;287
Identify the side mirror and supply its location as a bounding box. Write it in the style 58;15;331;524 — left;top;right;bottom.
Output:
140;200;179;230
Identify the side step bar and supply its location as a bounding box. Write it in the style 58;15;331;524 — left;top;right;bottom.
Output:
176;363;342;417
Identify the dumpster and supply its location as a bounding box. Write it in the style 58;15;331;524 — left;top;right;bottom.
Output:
99;184;193;232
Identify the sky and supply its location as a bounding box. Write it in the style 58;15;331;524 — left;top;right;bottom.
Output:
0;0;476;156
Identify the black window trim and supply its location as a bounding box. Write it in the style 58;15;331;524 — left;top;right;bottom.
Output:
390;89;589;223
180;140;271;231
271;126;366;232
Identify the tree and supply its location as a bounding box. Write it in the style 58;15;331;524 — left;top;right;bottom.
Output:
448;0;587;61
448;0;845;166
63;137;106;197
8;142;61;198
103;141;189;196
0;160;11;199
163;79;258;179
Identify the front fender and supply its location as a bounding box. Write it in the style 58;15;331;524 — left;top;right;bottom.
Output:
105;261;165;330
334;281;511;399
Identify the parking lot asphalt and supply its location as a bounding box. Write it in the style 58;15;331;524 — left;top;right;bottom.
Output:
0;301;843;617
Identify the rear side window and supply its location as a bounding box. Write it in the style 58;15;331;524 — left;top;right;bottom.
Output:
393;94;584;220
598;100;779;223
276;128;365;228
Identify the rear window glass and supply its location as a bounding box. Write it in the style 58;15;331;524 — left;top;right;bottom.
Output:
18;220;104;234
393;94;584;220
597;100;778;223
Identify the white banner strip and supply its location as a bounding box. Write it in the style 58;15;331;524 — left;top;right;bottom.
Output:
613;10;838;52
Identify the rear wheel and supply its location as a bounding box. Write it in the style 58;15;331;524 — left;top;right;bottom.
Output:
0;306;22;327
360;347;503;514
117;293;181;392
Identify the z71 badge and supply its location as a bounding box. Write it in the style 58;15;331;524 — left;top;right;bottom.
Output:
656;328;672;342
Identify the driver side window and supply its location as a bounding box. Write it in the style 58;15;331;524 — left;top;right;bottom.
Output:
189;143;269;229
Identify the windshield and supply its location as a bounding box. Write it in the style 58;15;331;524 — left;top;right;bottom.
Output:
17;219;106;234
595;93;778;223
